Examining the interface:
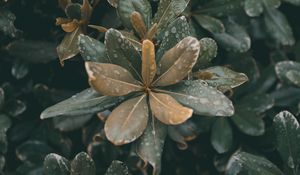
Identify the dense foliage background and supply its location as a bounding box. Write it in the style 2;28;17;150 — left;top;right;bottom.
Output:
1;0;300;175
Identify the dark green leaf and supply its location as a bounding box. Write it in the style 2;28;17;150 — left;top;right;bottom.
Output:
0;114;11;132
239;93;274;114
271;86;300;107
194;37;218;69
105;160;129;175
65;3;81;20
211;118;233;153
44;153;70;175
226;151;284;175
78;34;109;63
0;8;17;37
199;0;243;17
5;99;26;117
275;61;300;87
273;111;300;174
11;59;29;79
53;114;93;132
193;14;225;33
244;0;264;17
71;152;96;175
282;0;300;5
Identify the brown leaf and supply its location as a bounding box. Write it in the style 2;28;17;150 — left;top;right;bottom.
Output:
131;11;147;39
149;92;193;125
85;62;143;96
153;36;200;87
61;20;79;33
146;23;158;40
81;0;93;23
142;40;156;86
88;25;108;33
55;17;72;26
105;95;148;145
57;27;82;65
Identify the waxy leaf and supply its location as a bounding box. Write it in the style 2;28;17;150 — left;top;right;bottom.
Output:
41;88;120;119
153;0;190;33
199;0;243;17
117;0;152;29
44;153;70;175
105;29;142;80
275;61;300;87
0;8;17;37
136;119;167;175
244;0;264;17
85;62;142;96
273;111;300;174
154;36;200;86
131;11;147;39
105;160;129;175
165;80;234;117
283;0;300;5
149;92;193;125
142;40;156;86
226;151;284;175
193;14;225;33
105;95;148;145
65;3;81;20
238;93;274;114
193;66;248;93
53;114;93;132
156;16;191;60
211;118;233;153
71;152;95;175
78;34;108;63
57;28;82;65
264;8;295;46
194;38;218;69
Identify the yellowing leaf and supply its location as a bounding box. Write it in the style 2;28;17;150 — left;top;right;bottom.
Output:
153;36;200;86
61;20;79;33
81;0;92;23
131;11;147;39
85;62;143;96
104;95;148;145
149;92;193;125
142;40;156;86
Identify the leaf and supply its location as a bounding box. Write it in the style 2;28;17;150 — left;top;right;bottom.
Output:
264;8;295;46
142;40;156;86
44;153;70;175
105;29;142;80
57;27;82;65
80;0;92;23
0;114;11;132
104;95;148;145
78;34;109;63
0;8;17;37
226;151;284;175
156;16;191;61
193;14;225;33
53;114;93;132
149;92;193;125
107;0;119;8
58;0;72;10
211;118;233;153
244;0;264;17
238;93;274;114
131;11;147;39
153;0;190;33
11;59;29;79
193;66;248;93
163;80;234;117
153;36;200;86
198;0;243;17
282;0;300;5
136;118;167;175
275;61;300;87
85;62;142;96
194;37;218;69
105;160;129;175
213;20;251;53
231;107;265;136
117;0;152;29
65;3;81;20
16;141;53;164
41;88;121;119
71;152;96;175
6;40;57;64
273;111;300;174
264;0;281;7
0;88;4;109
5;99;26;117
271;86;300;107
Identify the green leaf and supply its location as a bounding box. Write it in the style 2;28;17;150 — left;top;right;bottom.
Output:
273;111;300;175
136;119;167;175
226;151;284;175
198;0;243;17
117;0;152;29
211;118;233;153
264;8;295;46
213;20;251;53
244;0;264;17
275;61;300;87
271;86;300;107
0;8;17;37
238;93;274;114
156;16;191;61
6;40;57;64
16;141;53;164
0;114;11;132
231;107;265;136
71;152;96;175
57;28;82;65
264;0;281;8
44;153;70;175
108;0;119;8
65;3;81;20
193;14;225;33
40;88;122;119
105;29;142;80
194;37;218;69
53;114;93;132
78;34;109;63
0;88;4;109
282;0;300;5
193;66;248;93
105;160;129;175
0;156;4;171
153;0;190;33
163;80;234;116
